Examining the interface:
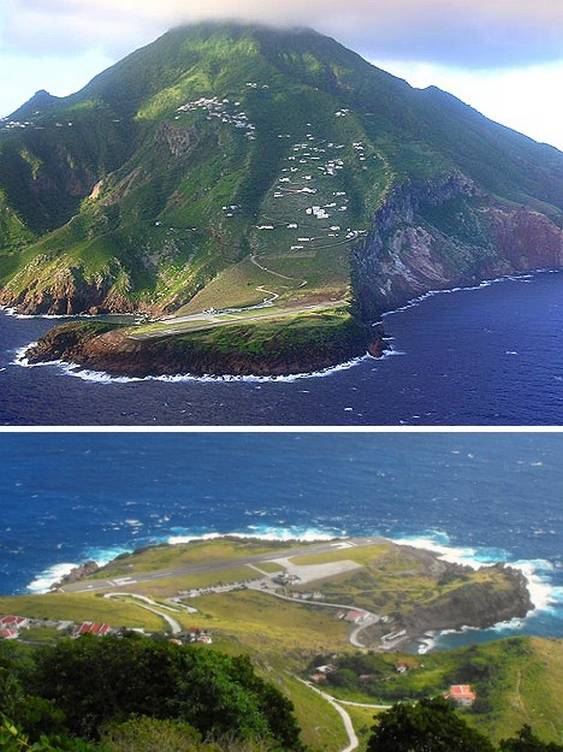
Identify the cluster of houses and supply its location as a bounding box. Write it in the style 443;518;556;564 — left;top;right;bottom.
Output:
250;129;373;257
307;659;477;709
0;614;218;650
0;615;30;640
0;118;76;132
0;119;31;130
176;96;256;140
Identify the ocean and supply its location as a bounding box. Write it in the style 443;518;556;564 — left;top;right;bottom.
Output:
0;433;562;651
2;270;563;425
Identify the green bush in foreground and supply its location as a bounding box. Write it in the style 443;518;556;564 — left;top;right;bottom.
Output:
367;699;563;752
0;636;302;750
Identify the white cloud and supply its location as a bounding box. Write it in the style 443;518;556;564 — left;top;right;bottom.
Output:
4;0;563;67
1;1;562;152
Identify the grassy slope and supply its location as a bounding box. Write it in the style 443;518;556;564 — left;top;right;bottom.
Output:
318;637;563;744
0;593;163;631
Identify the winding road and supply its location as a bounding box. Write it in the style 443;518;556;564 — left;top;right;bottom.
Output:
295;677;391;752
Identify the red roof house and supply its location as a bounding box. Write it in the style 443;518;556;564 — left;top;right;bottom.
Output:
0;628;18;640
445;685;477;707
74;622;111;638
0;616;29;629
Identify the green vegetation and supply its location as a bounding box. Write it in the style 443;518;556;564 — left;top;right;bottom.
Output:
2;21;563;323
0;540;560;749
0;635;302;750
367;698;562;752
310;638;563;744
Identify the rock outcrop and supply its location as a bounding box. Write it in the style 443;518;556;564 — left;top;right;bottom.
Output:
352;173;563;322
24;317;385;378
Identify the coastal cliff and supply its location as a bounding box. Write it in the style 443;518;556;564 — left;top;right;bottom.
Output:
351;173;563;322
24;312;384;378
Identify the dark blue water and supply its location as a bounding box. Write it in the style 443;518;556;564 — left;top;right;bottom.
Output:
0;433;562;649
2;271;563;425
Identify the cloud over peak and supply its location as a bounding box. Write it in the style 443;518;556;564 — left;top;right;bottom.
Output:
4;0;563;68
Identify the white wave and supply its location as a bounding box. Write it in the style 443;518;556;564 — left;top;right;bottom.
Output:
382;268;561;319
167;525;343;546
12;342;38;367
85;546;134;567
27;562;79;594
416;631;437;655
13;350;380;384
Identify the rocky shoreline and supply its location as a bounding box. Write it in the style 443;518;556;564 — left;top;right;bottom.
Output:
21;316;386;379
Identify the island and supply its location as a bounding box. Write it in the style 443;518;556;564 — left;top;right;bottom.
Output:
2;23;563;377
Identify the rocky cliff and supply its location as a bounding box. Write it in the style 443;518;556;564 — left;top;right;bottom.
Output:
352;173;563;322
24;314;384;378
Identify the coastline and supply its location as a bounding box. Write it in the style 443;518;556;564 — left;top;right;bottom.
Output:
16;529;558;653
7;267;560;383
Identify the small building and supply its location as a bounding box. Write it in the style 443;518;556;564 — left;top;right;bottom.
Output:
273;573;301;586
395;662;410;674
314;664;336;675
445;685;477;707
196;635;213;645
0;628;18;640
343;610;367;624
309;673;327;684
0;616;30;630
359;674;377;683
74;622;111;638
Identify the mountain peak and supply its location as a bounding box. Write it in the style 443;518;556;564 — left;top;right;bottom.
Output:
9;88;58;119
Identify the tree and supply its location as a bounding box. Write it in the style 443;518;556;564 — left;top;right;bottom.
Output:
367;697;495;752
500;726;563;752
0;714;95;752
31;635;302;748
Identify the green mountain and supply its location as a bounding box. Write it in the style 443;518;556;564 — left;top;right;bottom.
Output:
1;22;563;324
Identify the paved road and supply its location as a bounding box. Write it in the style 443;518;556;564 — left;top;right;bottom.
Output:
59;537;384;594
247;583;381;648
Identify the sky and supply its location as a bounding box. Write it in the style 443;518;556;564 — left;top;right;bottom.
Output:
1;0;562;149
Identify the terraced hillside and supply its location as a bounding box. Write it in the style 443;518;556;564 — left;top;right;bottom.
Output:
2;21;563;325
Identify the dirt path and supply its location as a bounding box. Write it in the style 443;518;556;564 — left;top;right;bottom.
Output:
296;678;359;752
103;592;182;635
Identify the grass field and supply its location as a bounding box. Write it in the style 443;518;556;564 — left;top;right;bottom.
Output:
173;590;351;655
0;593;164;631
94;539;298;579
315;637;563;745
